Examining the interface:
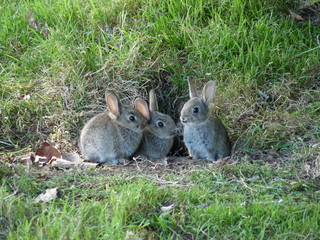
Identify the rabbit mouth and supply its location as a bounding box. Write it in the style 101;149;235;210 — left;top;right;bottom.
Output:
180;117;188;124
128;123;143;133
165;131;176;138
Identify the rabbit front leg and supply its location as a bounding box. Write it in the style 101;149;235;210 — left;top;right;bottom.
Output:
205;149;217;162
189;148;202;160
107;155;129;165
106;159;119;165
99;152;120;165
190;148;216;161
105;158;128;165
118;158;129;165
187;147;194;158
187;147;200;159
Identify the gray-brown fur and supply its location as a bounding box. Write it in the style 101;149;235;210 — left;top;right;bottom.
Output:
134;89;176;160
136;130;174;159
79;90;149;165
180;80;231;161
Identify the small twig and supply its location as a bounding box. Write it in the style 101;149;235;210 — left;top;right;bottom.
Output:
132;157;141;171
3;190;18;200
239;177;256;192
238;170;257;192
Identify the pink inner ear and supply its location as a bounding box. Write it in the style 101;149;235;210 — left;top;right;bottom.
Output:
107;95;119;117
135;99;150;120
202;81;216;104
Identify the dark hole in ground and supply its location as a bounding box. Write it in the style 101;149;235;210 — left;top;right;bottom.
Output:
146;69;188;157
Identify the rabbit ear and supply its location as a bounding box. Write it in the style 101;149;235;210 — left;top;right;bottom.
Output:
188;79;198;98
202;81;216;105
105;90;120;118
149;89;158;112
135;98;150;120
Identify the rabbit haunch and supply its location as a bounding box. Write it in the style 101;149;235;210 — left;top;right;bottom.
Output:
180;80;231;161
79;90;149;165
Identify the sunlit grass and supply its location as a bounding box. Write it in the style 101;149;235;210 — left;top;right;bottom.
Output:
1;161;319;239
0;0;319;238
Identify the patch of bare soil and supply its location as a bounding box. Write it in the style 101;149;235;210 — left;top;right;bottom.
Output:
1;151;235;179
1;142;318;182
105;156;235;175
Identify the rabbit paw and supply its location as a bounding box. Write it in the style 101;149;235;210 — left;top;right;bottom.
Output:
118;158;129;165
106;159;119;165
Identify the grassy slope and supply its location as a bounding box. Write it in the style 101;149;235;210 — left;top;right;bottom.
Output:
1;0;320;239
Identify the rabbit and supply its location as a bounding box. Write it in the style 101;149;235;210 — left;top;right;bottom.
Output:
134;89;176;160
79;90;150;165
180;80;231;161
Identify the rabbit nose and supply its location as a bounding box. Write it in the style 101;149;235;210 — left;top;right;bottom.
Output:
180;117;187;123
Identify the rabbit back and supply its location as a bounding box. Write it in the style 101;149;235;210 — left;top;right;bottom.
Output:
80;106;146;164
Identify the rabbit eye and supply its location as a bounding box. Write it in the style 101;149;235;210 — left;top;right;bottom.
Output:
157;121;164;128
128;115;136;122
193;107;199;113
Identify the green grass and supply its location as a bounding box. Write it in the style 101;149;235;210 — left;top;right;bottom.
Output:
1;0;319;151
1;162;319;239
1;0;320;238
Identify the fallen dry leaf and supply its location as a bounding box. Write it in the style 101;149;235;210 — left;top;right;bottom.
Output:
51;158;99;169
289;10;304;21
33;155;50;168
33;144;98;169
161;204;175;213
34;188;58;203
35;142;62;160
